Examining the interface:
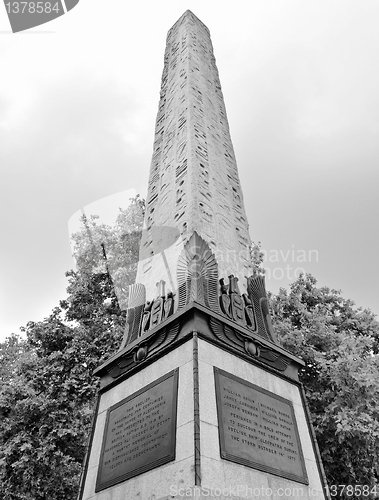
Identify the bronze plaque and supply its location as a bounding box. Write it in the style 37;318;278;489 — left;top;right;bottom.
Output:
96;369;178;491
214;368;308;484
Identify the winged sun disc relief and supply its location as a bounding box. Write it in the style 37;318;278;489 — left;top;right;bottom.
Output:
4;0;80;33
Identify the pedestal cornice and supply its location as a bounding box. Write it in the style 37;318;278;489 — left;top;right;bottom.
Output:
94;301;304;391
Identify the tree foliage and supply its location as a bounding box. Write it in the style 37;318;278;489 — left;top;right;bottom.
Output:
250;241;266;276
70;194;145;310
271;274;379;495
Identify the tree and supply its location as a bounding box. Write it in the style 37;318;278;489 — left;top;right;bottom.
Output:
0;196;145;500
250;241;266;276
70;194;145;310
0;312;85;500
270;274;379;495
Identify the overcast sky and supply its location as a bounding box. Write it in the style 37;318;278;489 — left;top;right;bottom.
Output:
1;0;378;341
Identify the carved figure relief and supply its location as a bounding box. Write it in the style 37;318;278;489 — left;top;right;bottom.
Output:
141;301;153;333
242;293;256;330
150;280;166;330
121;280;176;349
164;291;175;318
228;275;245;326
246;275;278;344
219;275;257;331
119;283;146;350
219;278;231;318
217;274;277;345
177;231;219;311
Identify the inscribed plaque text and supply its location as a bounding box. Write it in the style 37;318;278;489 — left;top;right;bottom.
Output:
214;368;308;484
96;369;178;491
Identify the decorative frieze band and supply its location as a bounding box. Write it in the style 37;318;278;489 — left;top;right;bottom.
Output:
120;233;277;351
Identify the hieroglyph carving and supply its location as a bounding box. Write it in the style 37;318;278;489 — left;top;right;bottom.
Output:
219;275;257;332
121;281;175;349
218;274;278;345
136;10;253;297
246;275;278;344
208;317;290;373
140;280;175;335
119;283;146;349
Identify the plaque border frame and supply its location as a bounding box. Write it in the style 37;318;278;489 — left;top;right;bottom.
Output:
214;367;309;485
95;368;179;492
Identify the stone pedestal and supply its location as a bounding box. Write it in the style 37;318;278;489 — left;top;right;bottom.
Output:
78;303;329;500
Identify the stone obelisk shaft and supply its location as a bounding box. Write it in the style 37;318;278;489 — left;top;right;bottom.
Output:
80;14;328;500
136;10;252;300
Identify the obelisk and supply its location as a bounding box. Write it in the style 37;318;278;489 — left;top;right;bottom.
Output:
136;10;253;301
78;11;330;500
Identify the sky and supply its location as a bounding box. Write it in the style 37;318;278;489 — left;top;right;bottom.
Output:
0;0;378;341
